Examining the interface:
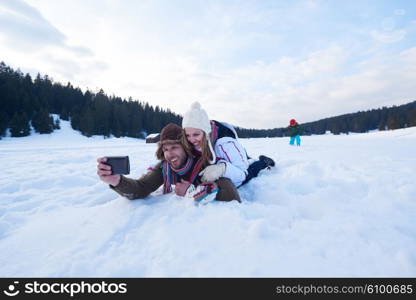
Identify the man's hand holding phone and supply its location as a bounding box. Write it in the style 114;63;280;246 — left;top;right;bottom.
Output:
96;157;121;187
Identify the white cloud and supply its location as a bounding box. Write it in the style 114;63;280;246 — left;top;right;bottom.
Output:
1;0;415;129
193;45;416;128
371;29;406;43
0;0;107;88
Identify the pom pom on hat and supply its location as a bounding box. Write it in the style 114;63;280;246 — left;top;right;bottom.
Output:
191;102;201;110
182;101;212;134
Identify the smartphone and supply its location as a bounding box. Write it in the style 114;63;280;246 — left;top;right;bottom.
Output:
104;156;130;175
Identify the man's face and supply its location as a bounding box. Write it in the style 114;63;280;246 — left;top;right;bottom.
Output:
162;142;187;169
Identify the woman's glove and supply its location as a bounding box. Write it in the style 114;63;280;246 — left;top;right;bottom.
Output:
199;163;226;182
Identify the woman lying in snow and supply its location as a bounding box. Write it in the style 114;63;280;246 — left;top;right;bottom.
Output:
181;102;275;188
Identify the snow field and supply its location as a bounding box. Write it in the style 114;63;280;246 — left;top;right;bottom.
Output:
0;120;415;276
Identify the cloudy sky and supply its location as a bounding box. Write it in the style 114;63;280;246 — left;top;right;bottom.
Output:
1;0;415;128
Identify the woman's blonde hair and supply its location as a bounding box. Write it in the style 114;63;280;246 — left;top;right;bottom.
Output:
180;129;214;168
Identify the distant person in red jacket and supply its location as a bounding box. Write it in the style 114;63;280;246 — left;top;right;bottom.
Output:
288;119;302;146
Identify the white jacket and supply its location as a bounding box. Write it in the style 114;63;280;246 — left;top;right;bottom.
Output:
214;136;249;187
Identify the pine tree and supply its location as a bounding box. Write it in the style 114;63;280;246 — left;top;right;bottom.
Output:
10;112;31;137
32;109;54;134
60;108;69;121
378;120;386;131
79;109;95;137
387;115;399;130
92;90;111;137
409;109;416;127
54;118;61;130
0;111;8;138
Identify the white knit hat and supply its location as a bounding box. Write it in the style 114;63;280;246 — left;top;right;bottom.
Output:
182;102;216;163
182;102;211;134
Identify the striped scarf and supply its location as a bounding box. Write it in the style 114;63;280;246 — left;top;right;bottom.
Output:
161;156;205;194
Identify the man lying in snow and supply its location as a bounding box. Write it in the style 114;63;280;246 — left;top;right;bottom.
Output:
97;123;241;203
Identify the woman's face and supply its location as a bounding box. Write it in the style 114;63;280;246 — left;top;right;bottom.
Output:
184;127;204;149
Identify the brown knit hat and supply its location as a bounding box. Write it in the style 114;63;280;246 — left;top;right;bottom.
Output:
155;123;185;160
159;123;182;143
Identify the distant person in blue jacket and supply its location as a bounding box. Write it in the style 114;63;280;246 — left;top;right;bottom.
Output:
288;119;303;146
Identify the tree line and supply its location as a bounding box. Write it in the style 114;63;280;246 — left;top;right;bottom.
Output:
1;61;415;139
235;101;416;138
0;61;181;139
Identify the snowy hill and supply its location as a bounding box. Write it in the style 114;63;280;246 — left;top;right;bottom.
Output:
0;119;415;277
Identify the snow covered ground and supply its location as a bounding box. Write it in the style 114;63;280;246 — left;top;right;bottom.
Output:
1;119;415;277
